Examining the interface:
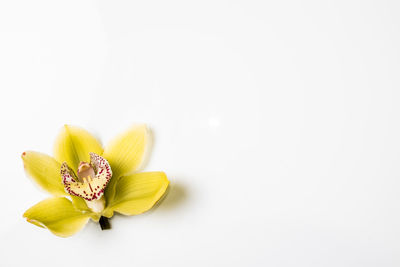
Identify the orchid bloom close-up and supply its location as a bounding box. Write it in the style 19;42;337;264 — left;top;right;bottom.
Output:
22;124;169;237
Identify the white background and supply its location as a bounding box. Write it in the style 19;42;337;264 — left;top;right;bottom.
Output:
0;0;399;266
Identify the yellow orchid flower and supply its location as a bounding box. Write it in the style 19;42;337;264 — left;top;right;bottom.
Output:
22;124;169;237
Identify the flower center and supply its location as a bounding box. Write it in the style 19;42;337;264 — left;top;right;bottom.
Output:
77;162;96;182
61;153;112;201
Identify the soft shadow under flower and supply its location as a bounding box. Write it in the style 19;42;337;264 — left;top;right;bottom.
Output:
151;181;187;212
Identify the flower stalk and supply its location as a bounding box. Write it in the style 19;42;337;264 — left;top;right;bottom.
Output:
99;216;111;230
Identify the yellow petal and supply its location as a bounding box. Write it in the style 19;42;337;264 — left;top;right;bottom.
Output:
21;151;66;196
103;124;149;177
54;125;103;172
105;172;169;216
23;197;91;237
103;124;150;203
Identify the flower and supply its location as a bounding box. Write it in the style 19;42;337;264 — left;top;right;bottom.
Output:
22;124;169;237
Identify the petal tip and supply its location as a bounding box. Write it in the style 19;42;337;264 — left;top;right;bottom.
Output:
60;124;70;133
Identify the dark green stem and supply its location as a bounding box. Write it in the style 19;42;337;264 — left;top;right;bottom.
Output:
99;216;111;230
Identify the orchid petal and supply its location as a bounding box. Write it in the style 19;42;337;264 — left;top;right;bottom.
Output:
104;172;169;217
23;197;91;237
21;151;66;197
103;124;150;204
54;125;103;172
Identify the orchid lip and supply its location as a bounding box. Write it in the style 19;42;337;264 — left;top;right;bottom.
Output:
61;152;112;201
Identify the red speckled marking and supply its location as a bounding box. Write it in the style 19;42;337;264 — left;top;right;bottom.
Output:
61;152;112;201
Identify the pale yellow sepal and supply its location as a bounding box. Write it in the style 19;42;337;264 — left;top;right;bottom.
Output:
103;124;149;204
54;125;103;172
23;197;92;237
21;151;66;197
105;172;169;216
